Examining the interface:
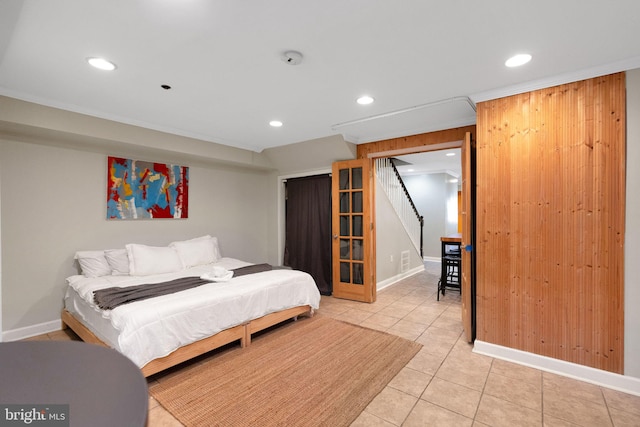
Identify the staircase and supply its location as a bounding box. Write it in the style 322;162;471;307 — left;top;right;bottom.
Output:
375;158;424;256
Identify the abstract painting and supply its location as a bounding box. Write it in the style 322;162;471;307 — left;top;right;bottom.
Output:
107;156;189;219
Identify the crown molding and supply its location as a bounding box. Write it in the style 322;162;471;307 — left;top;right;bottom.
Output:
470;56;640;103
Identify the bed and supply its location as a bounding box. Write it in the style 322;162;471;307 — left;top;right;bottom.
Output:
61;236;321;377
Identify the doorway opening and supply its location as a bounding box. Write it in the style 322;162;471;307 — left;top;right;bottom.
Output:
283;174;332;295
276;169;332;294
390;148;462;261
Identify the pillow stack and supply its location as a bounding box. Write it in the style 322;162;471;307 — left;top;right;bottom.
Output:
74;235;222;277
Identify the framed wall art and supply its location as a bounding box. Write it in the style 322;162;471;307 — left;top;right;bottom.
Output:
107;156;189;219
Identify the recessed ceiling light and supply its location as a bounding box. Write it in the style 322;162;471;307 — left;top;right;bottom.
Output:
87;57;117;71
505;53;532;68
269;120;283;127
356;95;374;105
446;152;456;157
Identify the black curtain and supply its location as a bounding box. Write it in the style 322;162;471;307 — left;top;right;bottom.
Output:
283;174;332;295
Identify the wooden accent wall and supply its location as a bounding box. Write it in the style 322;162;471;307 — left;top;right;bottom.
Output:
475;73;626;373
356;125;476;158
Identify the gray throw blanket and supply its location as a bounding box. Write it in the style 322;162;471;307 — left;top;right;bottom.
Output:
93;263;273;310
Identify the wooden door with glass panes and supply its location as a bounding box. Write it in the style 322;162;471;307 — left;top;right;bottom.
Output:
331;159;376;303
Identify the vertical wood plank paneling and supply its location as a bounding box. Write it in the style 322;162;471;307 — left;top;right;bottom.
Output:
476;73;625;373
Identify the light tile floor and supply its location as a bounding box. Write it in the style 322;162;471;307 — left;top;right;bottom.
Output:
28;262;640;426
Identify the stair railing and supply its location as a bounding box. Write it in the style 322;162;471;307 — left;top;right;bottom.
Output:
374;158;424;256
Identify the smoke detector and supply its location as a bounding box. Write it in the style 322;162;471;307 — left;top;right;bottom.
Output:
281;50;303;65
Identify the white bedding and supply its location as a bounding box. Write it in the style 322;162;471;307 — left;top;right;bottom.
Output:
64;258;321;368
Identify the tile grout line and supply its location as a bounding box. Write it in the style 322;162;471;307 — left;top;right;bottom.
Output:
468;352;493;425
601;386;615;426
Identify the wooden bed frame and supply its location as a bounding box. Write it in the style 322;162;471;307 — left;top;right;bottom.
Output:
61;305;313;377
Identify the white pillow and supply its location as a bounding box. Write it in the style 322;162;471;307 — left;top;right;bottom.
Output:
210;236;222;261
170;235;221;268
75;251;112;278
104;249;130;275
126;244;184;276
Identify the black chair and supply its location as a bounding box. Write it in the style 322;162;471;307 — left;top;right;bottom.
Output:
437;250;461;300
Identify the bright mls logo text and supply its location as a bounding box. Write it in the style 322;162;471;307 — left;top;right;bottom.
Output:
1;405;69;426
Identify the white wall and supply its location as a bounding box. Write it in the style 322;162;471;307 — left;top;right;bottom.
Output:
402;173;458;258
0;138;269;334
624;68;640;378
444;180;459;236
375;179;423;286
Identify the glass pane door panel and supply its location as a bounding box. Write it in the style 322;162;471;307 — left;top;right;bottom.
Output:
339;193;350;213
353;263;364;285
340;216;350;236
339;239;350;259
352;240;363;260
352;192;363;213
352;168;363;189
352;215;363;236
340;262;350;282
339;169;349;190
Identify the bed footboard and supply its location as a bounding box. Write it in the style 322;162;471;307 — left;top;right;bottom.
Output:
244;305;313;346
62;309;110;347
141;324;246;377
61;305;313;377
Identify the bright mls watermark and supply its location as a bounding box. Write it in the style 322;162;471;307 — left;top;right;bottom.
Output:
0;405;69;426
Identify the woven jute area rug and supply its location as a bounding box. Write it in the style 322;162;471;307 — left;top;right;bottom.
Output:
148;315;422;427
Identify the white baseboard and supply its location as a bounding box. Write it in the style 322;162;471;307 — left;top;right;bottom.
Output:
423;256;440;263
474;340;640;397
2;319;61;342
377;265;424;291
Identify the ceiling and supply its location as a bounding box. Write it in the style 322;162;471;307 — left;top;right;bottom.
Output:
1;1;640;153
394;150;462;178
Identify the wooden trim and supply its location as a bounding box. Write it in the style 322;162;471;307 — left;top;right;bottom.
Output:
142;325;246;377
356;125;476;159
61;309;109;347
61;305;313;377
244;306;313;346
365;141;463;159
